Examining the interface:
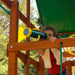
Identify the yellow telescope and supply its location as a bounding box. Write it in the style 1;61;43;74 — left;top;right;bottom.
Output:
24;27;48;41
18;25;48;42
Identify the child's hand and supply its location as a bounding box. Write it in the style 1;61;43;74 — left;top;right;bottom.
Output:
47;36;57;43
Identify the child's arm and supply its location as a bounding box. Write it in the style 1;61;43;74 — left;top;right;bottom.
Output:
37;36;57;55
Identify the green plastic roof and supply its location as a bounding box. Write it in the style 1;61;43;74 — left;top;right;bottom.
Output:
36;0;75;34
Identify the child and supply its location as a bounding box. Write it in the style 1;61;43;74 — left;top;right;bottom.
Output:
38;26;67;75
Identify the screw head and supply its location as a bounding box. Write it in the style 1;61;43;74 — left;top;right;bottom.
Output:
10;46;13;48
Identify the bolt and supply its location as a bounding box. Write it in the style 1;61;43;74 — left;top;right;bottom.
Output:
10;45;13;48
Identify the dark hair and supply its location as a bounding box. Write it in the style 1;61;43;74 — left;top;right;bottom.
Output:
42;26;59;39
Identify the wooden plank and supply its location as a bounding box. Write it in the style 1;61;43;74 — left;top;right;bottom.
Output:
8;52;17;75
65;61;72;75
8;38;75;51
8;1;18;75
66;61;72;75
1;0;10;8
25;51;29;75
29;57;39;71
25;0;30;75
65;61;75;66
19;11;34;29
71;61;75;66
17;52;39;70
66;61;75;66
38;56;45;75
1;0;35;28
65;61;75;75
17;52;26;65
63;52;75;58
9;1;18;42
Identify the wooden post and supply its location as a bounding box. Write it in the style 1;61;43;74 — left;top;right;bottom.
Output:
39;56;45;75
8;1;19;75
25;0;30;75
67;61;72;75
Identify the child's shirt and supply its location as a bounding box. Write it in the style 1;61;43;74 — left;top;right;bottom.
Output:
42;48;65;68
47;50;66;74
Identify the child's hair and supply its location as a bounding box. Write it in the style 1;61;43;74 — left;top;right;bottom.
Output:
42;26;59;39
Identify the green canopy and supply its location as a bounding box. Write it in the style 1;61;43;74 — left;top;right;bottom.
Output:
36;0;75;34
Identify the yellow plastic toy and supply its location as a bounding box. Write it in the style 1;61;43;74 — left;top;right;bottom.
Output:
18;25;26;42
66;34;75;55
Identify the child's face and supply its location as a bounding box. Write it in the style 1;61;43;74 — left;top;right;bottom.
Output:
44;30;54;37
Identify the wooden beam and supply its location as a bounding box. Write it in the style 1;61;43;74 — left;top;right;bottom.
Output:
65;61;75;66
19;11;35;29
38;56;45;75
29;57;39;71
9;2;19;42
25;0;30;74
65;61;72;75
17;52;26;65
8;52;17;75
63;52;75;58
1;0;10;8
8;1;18;75
65;61;75;75
17;52;39;70
71;61;75;66
1;0;35;28
8;38;75;51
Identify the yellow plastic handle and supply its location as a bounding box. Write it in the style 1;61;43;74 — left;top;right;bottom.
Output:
32;35;40;41
32;28;40;41
33;28;40;31
66;34;75;55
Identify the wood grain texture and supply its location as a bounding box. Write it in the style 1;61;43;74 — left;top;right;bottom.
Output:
8;1;18;75
8;38;75;51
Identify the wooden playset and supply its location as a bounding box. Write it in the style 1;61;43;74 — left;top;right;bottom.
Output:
0;0;75;75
